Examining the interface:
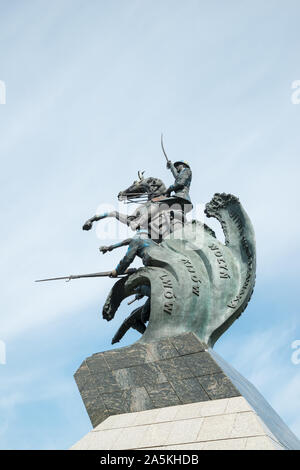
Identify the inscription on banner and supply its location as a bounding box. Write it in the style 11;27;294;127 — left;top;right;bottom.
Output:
227;210;254;309
208;243;230;279
160;273;175;314
181;258;201;296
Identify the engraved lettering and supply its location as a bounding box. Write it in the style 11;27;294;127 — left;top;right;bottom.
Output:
192;286;200;296
160;274;168;280
220;272;230;279
162;279;172;288
227;210;254;309
181;258;202;296
164;302;173;315
217;259;228;270
208;243;218;250
160;274;174;313
208;244;230;279
164;290;173;299
187;266;195;273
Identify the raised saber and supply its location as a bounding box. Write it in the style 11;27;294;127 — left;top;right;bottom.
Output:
35;268;136;283
161;133;171;165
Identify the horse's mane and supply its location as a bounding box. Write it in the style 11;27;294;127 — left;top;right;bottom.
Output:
144;177;166;197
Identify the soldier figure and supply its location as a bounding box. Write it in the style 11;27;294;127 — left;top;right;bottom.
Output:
109;229;157;277
165;160;192;205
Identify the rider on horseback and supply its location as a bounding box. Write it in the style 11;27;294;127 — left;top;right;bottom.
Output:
165;160;192;205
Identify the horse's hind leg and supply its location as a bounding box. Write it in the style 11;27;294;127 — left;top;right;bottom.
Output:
111;306;146;344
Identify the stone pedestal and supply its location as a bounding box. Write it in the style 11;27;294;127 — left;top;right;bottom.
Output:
72;333;300;450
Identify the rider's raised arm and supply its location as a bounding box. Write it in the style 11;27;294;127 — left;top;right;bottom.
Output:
168;162;179;179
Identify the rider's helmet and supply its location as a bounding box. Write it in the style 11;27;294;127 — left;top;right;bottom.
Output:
174;160;190;169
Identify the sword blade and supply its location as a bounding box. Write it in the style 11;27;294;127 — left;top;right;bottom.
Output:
161;133;170;162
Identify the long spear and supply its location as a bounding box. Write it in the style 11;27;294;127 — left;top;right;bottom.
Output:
35;268;136;283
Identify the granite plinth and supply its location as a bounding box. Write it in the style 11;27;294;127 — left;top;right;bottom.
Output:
73;332;300;450
74;333;240;428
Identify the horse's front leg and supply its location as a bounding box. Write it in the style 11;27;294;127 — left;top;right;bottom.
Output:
82;211;130;231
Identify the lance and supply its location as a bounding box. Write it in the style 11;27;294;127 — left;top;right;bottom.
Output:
35;268;136;283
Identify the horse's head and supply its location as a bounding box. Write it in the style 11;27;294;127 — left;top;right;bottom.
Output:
118;172;166;201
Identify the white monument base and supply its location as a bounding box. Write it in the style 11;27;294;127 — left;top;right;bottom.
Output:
71;396;285;450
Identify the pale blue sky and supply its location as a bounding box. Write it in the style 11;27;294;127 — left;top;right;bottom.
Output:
0;0;300;449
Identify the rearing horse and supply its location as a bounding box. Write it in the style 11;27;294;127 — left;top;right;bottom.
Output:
82;172;191;240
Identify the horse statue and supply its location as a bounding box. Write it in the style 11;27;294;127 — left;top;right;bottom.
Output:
82;172;192;240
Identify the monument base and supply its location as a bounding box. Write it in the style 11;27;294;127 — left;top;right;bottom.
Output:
72;333;300;450
71;396;284;450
